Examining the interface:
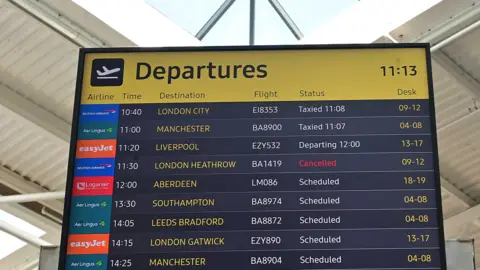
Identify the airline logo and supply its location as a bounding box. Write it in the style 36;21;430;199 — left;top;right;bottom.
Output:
74;158;115;177
78;122;118;140
69;218;110;234
69;196;111;234
76;140;117;158
67;234;109;255
66;254;107;270
73;177;113;196
79;105;119;122
71;195;111;210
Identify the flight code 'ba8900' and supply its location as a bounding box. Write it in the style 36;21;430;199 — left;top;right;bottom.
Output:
253;124;282;132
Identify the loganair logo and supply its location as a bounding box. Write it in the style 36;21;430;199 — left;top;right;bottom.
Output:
73;177;113;196
77;182;110;191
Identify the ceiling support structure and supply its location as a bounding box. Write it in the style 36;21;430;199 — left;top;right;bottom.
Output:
432;52;480;98
195;0;236;40
249;0;256;45
0;167;64;214
0;191;64;204
268;0;303;40
385;5;480;233
6;0;104;47
441;177;477;207
0;83;70;143
0;220;52;248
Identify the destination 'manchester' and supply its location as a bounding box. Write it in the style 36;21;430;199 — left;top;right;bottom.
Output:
157;124;211;133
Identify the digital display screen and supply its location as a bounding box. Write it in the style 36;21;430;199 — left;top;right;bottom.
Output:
59;45;447;270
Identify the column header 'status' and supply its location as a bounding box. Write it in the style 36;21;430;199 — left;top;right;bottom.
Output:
80;47;430;104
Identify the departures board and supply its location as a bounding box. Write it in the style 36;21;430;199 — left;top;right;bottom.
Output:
59;44;447;270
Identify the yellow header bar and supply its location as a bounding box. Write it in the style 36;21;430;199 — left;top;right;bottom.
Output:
80;47;430;104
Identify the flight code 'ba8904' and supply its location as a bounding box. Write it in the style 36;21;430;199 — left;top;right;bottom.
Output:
251;257;283;265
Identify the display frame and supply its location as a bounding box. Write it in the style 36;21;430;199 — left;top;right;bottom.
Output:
58;43;446;270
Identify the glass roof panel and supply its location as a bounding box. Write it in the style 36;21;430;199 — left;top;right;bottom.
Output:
201;0;250;46
146;0;359;45
145;0;226;35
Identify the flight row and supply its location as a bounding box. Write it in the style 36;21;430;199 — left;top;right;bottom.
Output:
108;209;440;232
113;99;431;120
108;228;440;252
111;134;433;157
111;171;436;195
106;248;440;269
102;153;435;177
114;117;432;139
110;189;438;214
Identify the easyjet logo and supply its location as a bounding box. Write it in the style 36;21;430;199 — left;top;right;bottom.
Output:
79;145;114;153
76;140;116;158
67;234;109;255
73;177;113;196
70;239;107;249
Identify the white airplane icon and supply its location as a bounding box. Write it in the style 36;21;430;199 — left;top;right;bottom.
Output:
96;66;121;79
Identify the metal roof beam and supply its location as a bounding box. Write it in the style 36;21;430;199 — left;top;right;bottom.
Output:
0;166;64;214
444;203;480;238
432;51;480;99
441;176;477;207
0;83;70;143
6;0;104;47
